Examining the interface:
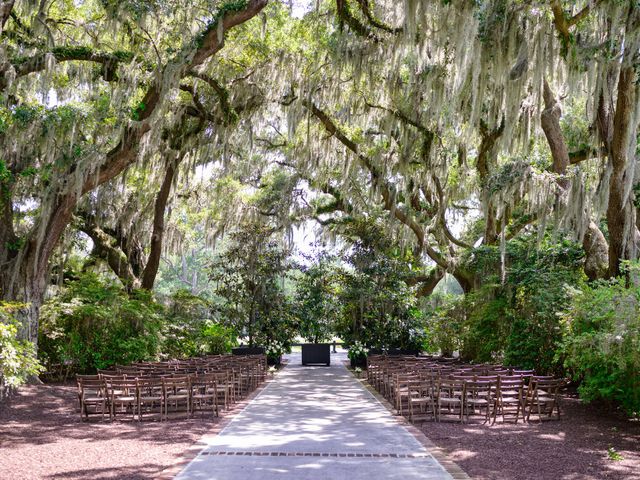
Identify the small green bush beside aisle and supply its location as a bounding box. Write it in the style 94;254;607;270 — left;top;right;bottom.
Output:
561;264;640;416
0;303;42;396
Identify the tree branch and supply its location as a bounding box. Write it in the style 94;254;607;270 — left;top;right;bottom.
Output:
303;99;449;269
353;0;402;34
189;71;239;124
77;212;141;290
1;47;134;91
335;0;379;41
0;0;14;33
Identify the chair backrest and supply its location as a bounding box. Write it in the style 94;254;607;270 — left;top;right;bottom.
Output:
464;380;493;396
77;377;106;395
530;377;564;394
99;373;127;381
163;376;190;392
512;369;535;376
530;375;555;382
191;373;217;390
105;378;138;397
497;377;524;393
437;378;465;393
137;377;163;391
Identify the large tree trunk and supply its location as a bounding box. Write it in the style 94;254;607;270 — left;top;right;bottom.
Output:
141;158;177;290
0;239;48;343
477;119;505;245
607;65;638;277
541;79;610;280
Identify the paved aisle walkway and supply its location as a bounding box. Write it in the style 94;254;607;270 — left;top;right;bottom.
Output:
175;353;453;480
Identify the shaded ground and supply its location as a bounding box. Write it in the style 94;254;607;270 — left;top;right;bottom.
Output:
176;358;453;480
0;383;218;480
422;396;640;480
2;376;639;480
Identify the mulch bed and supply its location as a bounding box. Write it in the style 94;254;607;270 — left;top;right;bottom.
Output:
0;383;224;480
422;395;640;480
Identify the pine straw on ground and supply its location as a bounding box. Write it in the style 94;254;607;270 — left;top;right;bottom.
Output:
0;383;219;480
421;396;640;480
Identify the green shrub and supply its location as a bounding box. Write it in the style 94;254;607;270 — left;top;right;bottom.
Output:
461;292;509;362
425;235;584;372
294;253;342;343
561;264;640;416
333;220;426;351
39;273;163;372
201;322;237;354
162;290;213;358
423;294;465;356
0;303;43;391
502;238;585;373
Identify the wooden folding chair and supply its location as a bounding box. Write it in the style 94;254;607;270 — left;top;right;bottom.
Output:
435;378;465;422
191;374;219;418
463;380;494;424
525;378;565;422
493;376;524;424
408;378;435;423
76;375;107;421
137;377;164;421
163;376;191;419
107;378;138;421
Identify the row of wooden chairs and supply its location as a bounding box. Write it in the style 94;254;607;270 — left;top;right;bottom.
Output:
406;375;565;424
77;354;266;421
366;355;565;424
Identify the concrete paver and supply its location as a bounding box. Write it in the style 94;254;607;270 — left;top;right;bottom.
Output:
175;351;453;480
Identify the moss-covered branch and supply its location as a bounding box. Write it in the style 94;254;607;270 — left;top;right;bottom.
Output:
189;71;239;125
6;47;134;88
303;99;449;270
353;0;402;34
335;0;379;40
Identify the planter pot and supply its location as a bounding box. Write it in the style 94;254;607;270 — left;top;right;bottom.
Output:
350;356;367;369
267;355;281;366
301;343;331;366
232;346;265;356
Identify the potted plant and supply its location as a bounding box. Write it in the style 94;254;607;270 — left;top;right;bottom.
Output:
348;341;368;369
265;340;285;366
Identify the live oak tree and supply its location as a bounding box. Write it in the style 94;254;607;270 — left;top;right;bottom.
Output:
0;0;268;343
244;0;639;291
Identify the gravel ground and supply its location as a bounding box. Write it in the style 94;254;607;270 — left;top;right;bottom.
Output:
0;383;219;480
422;396;640;480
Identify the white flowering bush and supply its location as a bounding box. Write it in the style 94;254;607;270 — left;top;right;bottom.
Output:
348;341;367;361
266;340;286;358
